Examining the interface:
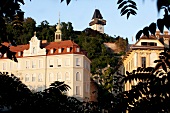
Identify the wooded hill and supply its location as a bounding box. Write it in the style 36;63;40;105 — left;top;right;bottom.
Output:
5;17;128;74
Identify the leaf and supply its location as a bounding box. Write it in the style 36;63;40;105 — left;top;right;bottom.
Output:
149;22;156;35
128;4;138;10
121;9;129;16
66;0;71;5
154;62;162;71
136;30;143;41
164;8;168;16
129;9;137;15
157;19;164;33
120;5;129;14
157;0;164;13
143;26;149;37
162;62;167;72
61;0;64;2
118;1;127;9
163;15;170;30
117;0;124;4
128;0;137;6
127;12;131;19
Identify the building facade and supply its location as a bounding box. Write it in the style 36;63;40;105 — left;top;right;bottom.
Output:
117;31;170;91
0;21;91;101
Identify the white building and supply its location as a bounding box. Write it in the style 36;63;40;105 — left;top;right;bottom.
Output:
0;20;91;101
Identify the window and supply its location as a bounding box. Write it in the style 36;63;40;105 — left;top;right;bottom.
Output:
141;42;157;46
65;72;70;81
49;59;54;67
57;72;62;81
3;63;6;70
50;49;53;54
49;73;54;82
76;72;81;81
76;48;80;52
76;58;81;66
58;48;61;53
26;61;30;69
39;60;43;68
65;58;70;66
37;86;42;92
57;59;62;67
9;62;13;70
141;57;146;68
25;74;30;82
38;74;43;82
18;52;21;56
32;61;36;68
67;48;70;52
32;74;36;82
76;86;81;95
141;42;147;46
32;47;36;54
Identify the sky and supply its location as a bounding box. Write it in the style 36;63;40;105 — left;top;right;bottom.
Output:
21;0;164;44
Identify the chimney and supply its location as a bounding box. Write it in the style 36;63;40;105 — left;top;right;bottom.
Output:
41;40;47;44
156;31;160;38
164;31;169;35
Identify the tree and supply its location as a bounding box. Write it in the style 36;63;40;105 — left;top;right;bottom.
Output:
0;72;31;111
0;0;26;43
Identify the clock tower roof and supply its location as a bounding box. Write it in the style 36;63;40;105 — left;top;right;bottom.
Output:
92;9;103;19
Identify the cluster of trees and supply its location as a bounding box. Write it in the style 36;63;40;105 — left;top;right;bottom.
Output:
0;72;102;113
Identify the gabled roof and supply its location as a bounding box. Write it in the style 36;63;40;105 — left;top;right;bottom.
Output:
92;9;103;19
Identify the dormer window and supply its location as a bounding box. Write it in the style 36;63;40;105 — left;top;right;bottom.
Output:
67;47;70;52
58;48;61;53
18;52;21;56
141;42;157;46
76;47;80;52
50;49;53;54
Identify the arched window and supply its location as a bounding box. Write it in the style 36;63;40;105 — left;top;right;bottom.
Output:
25;74;30;82
32;47;36;54
76;72;81;81
57;72;62;81
32;73;36;82
38;74;43;82
49;73;54;82
65;72;70;81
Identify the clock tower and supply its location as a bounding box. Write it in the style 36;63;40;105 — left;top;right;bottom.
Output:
89;9;106;34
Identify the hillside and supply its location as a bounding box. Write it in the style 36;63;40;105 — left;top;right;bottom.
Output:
5;18;128;74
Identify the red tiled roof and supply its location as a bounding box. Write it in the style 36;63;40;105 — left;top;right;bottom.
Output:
10;44;29;52
1;40;78;52
43;40;78;49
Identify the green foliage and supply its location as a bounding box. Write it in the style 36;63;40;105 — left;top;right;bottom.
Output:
74;30;125;74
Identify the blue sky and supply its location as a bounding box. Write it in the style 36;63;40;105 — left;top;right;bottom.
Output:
21;0;164;44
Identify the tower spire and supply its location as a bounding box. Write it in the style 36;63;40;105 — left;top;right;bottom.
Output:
58;12;60;24
54;12;62;42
